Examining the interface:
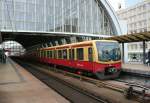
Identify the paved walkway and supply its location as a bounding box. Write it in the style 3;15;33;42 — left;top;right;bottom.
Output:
0;62;21;84
0;59;69;103
122;63;150;76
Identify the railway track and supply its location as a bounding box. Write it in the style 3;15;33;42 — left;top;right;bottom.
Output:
32;62;125;93
12;58;150;103
116;74;150;88
16;60;108;103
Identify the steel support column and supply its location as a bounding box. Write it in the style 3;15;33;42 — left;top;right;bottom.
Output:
122;43;124;63
143;41;146;64
0;32;2;43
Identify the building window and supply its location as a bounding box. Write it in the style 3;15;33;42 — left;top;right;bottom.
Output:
140;44;143;49
128;45;130;50
143;4;146;10
131;45;134;50
144;28;147;32
134;44;137;50
77;48;84;60
146;43;148;48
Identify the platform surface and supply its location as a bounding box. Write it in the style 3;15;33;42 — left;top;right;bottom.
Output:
0;59;69;103
122;63;150;75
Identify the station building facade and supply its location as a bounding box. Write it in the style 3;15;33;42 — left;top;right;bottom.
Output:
117;0;150;62
0;0;121;36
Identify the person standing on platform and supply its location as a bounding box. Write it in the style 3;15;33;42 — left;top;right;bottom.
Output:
147;49;150;66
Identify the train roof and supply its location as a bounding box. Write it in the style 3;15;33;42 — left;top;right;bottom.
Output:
40;40;118;50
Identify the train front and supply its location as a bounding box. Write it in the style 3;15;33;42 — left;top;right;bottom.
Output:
94;41;121;79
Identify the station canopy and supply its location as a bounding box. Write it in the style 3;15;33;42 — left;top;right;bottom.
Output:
106;31;150;43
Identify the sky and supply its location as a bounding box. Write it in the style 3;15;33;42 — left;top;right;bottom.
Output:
108;0;125;11
125;0;143;7
108;0;144;11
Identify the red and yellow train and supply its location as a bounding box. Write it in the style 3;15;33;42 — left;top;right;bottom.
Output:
25;40;121;79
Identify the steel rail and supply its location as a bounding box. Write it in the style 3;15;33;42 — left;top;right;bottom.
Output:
16;60;108;103
36;63;125;93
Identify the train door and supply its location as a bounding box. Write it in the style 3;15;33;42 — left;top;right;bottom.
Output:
88;47;94;72
69;48;75;68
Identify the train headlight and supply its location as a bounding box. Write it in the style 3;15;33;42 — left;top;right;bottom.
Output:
108;67;117;73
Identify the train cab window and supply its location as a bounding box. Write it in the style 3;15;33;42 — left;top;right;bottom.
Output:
77;48;84;60
96;42;121;62
88;47;93;62
58;50;62;59
63;49;67;59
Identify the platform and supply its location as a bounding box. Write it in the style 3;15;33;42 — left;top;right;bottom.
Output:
0;59;69;103
122;63;150;76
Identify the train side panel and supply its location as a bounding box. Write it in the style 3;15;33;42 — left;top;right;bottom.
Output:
25;40;122;79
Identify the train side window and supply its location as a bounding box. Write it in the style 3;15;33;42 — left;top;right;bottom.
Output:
41;51;43;57
49;51;52;58
77;48;84;60
55;50;58;59
58;50;62;59
69;49;74;60
40;51;42;57
37;51;38;57
40;51;41;57
44;51;46;57
45;51;47;57
51;51;53;58
72;49;74;60
47;51;49;58
52;50;55;58
88;47;93;62
69;49;71;60
48;51;50;58
48;51;51;58
63;49;67;59
42;51;44;57
54;50;57;58
39;52;40;57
